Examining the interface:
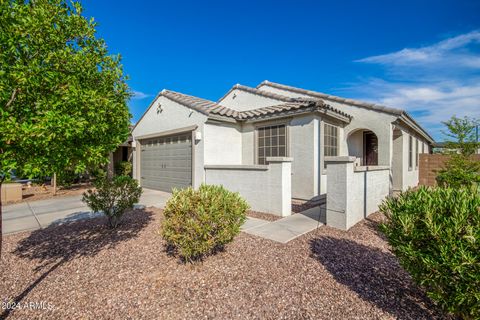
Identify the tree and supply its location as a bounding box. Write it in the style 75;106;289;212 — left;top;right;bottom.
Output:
436;116;480;189
0;0;131;255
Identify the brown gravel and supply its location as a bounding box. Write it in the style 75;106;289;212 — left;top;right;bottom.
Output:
247;210;281;221
0;209;447;319
5;183;92;205
292;199;322;213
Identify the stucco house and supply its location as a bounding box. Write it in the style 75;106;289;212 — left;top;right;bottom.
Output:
131;80;433;221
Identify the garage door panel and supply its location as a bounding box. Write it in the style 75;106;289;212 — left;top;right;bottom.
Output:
140;133;192;192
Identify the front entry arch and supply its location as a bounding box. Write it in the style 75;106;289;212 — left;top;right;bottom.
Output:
347;129;379;166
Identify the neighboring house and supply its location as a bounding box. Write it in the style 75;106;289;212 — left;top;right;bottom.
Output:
132;80;434;206
432;141;480;154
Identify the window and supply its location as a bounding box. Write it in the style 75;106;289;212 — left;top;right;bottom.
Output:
324;123;338;168
408;135;413;170
422;142;424;154
415;138;419;168
257;124;286;165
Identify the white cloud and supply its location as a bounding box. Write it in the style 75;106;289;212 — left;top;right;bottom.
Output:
357;30;480;69
350;30;480;140
131;90;151;100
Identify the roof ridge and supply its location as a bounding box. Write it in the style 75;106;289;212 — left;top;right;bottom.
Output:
256;80;434;142
256;81;403;114
218;83;310;104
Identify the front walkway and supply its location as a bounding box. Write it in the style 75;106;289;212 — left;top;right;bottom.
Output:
2;188;171;235
242;205;325;243
4;188;324;244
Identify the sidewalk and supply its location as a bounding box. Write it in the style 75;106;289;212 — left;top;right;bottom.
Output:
2;189;171;235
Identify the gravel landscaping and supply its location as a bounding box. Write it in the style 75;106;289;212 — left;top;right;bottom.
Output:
0;208;446;319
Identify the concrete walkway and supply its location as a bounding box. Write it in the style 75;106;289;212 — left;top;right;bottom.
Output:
242;206;325;243
4;187;324;244
2;188;171;235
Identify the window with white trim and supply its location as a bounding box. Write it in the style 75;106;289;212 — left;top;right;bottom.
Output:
257;124;286;165
324;123;338;168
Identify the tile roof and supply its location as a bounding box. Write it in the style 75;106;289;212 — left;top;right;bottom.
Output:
161;89;351;122
257;80;434;143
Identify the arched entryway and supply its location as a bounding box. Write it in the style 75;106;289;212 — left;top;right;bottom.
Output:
347;129;379;166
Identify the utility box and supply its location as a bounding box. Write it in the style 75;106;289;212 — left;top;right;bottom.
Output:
1;183;23;203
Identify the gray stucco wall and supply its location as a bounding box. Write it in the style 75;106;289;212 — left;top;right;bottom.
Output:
204;122;242;165
218;88;285;111
204;158;292;216
325;156;390;230
132;95;208;189
240;115;319;200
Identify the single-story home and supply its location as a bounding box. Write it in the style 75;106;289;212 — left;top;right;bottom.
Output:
131;80;434;223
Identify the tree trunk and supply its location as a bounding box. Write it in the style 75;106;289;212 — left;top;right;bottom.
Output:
53;173;57;195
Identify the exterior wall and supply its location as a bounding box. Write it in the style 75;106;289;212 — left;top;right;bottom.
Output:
325;156;390;230
218;88;285;111
240;115;319;200
241;123;255;165
204;157;292;216
259;85;313;99
204;122;242;165
392;129;403;190
289;115;319;199
132;96;208;189
260;83;396;167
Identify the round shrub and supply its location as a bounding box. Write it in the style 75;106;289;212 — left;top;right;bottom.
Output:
82;176;142;228
161;184;249;262
380;187;480;319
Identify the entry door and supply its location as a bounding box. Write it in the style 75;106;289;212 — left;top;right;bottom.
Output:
140;133;192;192
364;131;378;166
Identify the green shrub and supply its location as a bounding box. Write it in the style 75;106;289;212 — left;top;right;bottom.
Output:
380;187;480;319
436;154;480;189
82;176;142;228
161;184;249;262
115;161;133;177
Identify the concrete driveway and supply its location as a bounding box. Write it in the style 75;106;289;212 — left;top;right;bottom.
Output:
2;188;171;235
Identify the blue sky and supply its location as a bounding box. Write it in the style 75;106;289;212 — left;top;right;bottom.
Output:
83;0;480;140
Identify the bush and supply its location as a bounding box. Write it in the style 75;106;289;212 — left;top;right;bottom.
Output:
82;176;143;228
380;187;480;319
436;154;480;189
161;184;249;262
115;161;132;177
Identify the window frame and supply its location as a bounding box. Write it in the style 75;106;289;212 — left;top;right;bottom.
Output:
323;122;339;169
415;138;419;169
255;122;288;165
408;135;413;171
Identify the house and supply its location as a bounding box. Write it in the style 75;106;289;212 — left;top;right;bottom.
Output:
131;80;434;221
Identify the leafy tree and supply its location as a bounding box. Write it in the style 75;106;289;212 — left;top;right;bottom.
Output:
0;0;131;255
436;116;480;189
